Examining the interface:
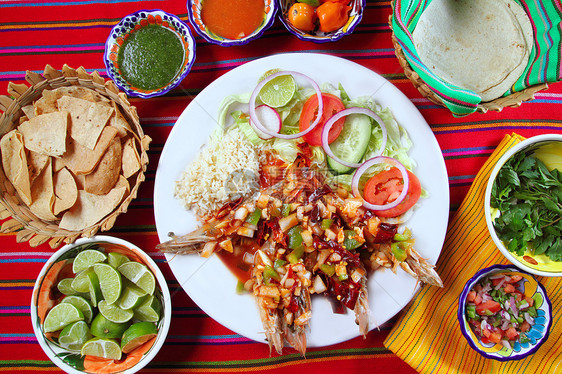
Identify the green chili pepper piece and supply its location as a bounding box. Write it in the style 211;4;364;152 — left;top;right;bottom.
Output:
287;226;304;250
264;265;280;281
343;230;362;251
319;264;335;277
393;228;412;241
466;304;477;319
338;273;349;281
391;242;407;262
273;259;287;269
528;306;537;317
287;247;305;264
321;219;334;230
236;280;246;294
282;204;291;217
245;208;262;226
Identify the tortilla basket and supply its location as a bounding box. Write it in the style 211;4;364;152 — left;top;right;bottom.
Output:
388;1;549;113
0;64;151;249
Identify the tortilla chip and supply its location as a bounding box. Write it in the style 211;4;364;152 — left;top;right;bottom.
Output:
0;130;32;205
61;126;119;175
121;137;141;178
109;103;133;138
21;105;35;119
27;151;50;183
34;90;59;116
57;96;114;150
18;116;28;125
53;157;66;173
52;86;110;103
84;137;122;195
19;111;68;157
59;187;126;231
29;160;57;221
53;167;78;215
74;173;86;190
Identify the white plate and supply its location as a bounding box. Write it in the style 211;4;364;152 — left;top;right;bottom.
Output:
154;53;449;347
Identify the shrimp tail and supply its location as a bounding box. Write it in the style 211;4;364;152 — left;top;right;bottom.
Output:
403;247;443;288
283;289;311;356
256;297;284;355
354;272;371;336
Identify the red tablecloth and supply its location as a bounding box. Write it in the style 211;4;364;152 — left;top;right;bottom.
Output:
1;1;561;373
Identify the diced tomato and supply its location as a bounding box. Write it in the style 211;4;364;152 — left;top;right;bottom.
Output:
363;168;422;218
504;283;516;293
489;333;502;344
520;321;531;333
482;328;491;338
492;278;504;286
513;290;523;302
476;300;501;315
525;296;534;307
473;284;482;292
474;294;483;305
505;327;519;340
480;336;490;344
508;275;523;283
467;290;476;303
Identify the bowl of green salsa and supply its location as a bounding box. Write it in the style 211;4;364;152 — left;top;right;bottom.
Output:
104;9;196;98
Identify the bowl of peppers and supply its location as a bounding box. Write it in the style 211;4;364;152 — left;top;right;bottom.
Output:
278;0;365;43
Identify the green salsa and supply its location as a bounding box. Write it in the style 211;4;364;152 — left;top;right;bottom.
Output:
118;25;185;91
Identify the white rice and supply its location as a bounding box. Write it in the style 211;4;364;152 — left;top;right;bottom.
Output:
174;128;262;218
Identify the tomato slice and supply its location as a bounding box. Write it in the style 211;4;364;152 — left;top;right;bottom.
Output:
298;92;345;146
363;167;421;218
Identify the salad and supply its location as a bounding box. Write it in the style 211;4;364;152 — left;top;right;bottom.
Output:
465;272;537;347
219;69;422;217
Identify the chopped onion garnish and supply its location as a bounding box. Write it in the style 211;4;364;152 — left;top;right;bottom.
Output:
524;312;534;325
249;71;323;139
321;107;388;168
351;156;409;211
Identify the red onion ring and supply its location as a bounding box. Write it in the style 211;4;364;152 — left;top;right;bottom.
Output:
351;156;410;211
321;107;388;169
249;71;323;139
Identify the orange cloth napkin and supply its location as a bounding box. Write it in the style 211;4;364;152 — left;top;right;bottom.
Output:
384;133;562;373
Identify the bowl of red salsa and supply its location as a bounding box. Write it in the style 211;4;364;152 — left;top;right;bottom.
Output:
104;9;196;98
278;0;365;43
187;0;277;46
458;264;552;361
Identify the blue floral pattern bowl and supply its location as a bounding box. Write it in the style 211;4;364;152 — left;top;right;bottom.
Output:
187;0;277;46
458;264;552;361
278;0;365;43
104;9;196;98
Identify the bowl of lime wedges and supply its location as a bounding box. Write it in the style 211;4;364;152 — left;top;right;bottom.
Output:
31;236;171;374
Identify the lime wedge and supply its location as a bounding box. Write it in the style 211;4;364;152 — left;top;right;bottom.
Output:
121;322;158;354
58;320;92;351
118;262;155;295
62;295;94;324
107;252;130;269
133;295;161;323
43;303;84;333
87;271;103;307
258;74;296;108
71;269;93;293
72;249;107;273
98;300;134;324
81;338;122;360
93;263;122;304
117;281;148;310
90;313;130;339
57;278;79;296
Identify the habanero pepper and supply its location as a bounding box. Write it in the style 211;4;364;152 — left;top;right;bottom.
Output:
316;2;352;33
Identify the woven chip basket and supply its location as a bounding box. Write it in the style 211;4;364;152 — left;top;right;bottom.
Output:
388;3;549;113
0;64;151;249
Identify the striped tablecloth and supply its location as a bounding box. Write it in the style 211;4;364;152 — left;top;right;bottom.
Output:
1;1;561;373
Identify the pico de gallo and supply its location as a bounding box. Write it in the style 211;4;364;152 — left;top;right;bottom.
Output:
465;273;537;348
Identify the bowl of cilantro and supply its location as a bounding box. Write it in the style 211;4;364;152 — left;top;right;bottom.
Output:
485;134;562;277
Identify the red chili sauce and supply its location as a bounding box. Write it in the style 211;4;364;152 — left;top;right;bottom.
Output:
201;0;265;40
216;241;260;282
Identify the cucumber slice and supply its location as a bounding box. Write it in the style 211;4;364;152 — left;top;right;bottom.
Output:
327;113;372;175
